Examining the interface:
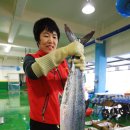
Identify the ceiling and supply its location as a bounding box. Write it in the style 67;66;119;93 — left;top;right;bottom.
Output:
0;0;130;68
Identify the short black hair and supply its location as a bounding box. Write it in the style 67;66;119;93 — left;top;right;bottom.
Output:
33;17;60;44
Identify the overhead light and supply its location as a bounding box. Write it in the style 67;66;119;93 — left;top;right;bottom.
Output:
4;45;11;53
82;0;95;14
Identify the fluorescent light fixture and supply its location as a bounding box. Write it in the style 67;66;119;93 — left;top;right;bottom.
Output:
82;0;95;14
4;45;11;53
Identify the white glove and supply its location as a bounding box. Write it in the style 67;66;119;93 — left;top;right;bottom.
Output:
32;41;85;77
65;41;84;57
68;55;86;71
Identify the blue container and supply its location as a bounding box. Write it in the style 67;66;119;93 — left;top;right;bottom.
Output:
116;0;130;17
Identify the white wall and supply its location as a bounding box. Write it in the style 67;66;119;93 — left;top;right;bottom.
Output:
106;29;130;57
0;57;23;66
85;44;95;62
106;70;130;93
0;66;24;81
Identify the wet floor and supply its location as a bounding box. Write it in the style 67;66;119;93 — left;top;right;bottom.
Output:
1;88;129;130
0;90;30;130
0;88;96;130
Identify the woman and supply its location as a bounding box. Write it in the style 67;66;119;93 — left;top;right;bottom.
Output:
23;17;85;130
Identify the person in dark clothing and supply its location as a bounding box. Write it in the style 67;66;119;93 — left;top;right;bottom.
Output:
23;17;85;130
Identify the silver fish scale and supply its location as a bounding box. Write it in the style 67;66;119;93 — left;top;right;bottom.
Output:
60;63;86;130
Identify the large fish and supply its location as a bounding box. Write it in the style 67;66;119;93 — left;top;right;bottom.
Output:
60;24;95;130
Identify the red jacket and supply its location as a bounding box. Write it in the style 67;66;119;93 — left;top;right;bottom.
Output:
26;50;69;124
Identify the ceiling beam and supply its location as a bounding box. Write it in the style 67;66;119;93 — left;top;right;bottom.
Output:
0;42;36;50
14;0;28;16
8;20;20;43
8;0;28;44
114;56;130;61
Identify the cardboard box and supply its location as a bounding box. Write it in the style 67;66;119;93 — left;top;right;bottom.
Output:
124;93;130;96
92;120;124;130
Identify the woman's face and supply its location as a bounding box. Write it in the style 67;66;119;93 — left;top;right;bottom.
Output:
38;29;58;53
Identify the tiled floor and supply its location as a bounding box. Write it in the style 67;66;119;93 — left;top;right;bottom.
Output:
1;89;130;130
0;90;30;130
